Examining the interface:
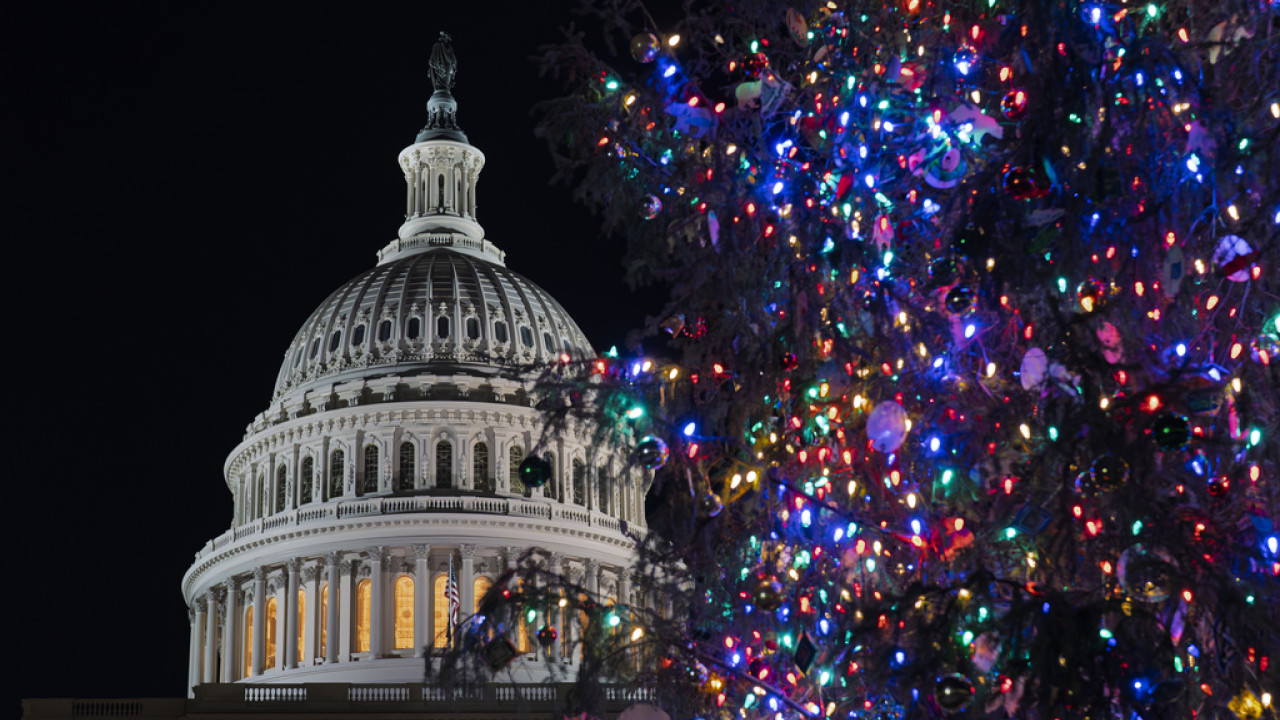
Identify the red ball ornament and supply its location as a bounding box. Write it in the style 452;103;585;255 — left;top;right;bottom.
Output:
1206;475;1230;498
1000;90;1028;120
536;625;558;647
743;52;770;76
1003;166;1049;200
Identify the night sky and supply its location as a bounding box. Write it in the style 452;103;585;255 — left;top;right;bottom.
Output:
9;5;668;717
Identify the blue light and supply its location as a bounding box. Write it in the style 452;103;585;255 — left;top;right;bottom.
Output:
864;173;876;188
662;64;677;78
910;519;922;535
883;121;895;131
858;145;868;159
859;95;868;108
1090;212;1100;229
964;323;977;339
682;421;696;437
772;181;784;195
819;619;830;634
1042;602;1050;613
1173;69;1183;82
1186;154;1200;172
929;436;941;453
801;509;812;527
1088;6;1102;24
1188;644;1199;657
840;111;850;126
933;357;944;368
1135;72;1144;87
821;237;835;253
1266;535;1278;555
834;527;845;542
730;652;741;666
894;650;906;665
1176;342;1187;357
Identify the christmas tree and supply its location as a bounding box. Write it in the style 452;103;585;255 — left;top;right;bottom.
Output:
450;2;1279;718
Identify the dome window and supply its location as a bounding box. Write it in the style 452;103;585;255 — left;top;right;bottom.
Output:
352;324;366;346
435;441;453;489
379;319;394;342
473;442;491;492
436;316;450;339
309;339;320;359
328;449;344;499
520;326;534;348
466;317;480;340
543;332;554;352
361;445;379;495
397;441;415;492
328;331;341;353
300;456;314;504
275;465;287;513
494;321;509;344
406;317;421;340
509;445;527;496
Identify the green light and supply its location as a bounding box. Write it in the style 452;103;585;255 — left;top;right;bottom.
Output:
1057;277;1068;293
1146;3;1159;17
1239;138;1249;151
1249;428;1262;446
962;630;974;645
744;695;757;709
842;203;852;217
1247;595;1255;604
604;79;619;91
607;613;620;627
1132;520;1143;536
1005;527;1017;539
820;670;831;685
781;634;793;648
941;469;953;485
877;100;889;110
606;346;618;358
526;608;537;623
1174;657;1184;672
625;407;645;420
978;607;988;621
750;40;759;53
1099;628;1113;639
1068;113;1082;123
1048;427;1059;441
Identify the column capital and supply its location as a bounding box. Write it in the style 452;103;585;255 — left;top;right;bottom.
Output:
285;558;301;574
302;565;318;583
340;559;354;574
252;567;266;583
412;543;432;560
459;543;477;559
325;551;342;566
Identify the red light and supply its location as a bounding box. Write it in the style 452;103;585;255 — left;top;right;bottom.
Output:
714;102;725;113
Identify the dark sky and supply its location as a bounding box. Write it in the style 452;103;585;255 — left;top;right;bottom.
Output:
8;5;668;717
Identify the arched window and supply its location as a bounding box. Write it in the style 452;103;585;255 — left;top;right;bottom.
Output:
264;597;278;669
543;452;557;500
329;449;344;499
398;441;416;492
466;317;480;340
319;584;328;657
243;606;253;678
300;457;314;505
362;445;379;494
275;466;287;514
437;174;445;210
572;459;586;506
379;319;394;342
520;326;534;347
543;332;555;352
436;441;453;489
509;446;527;497
437;316;450;339
296;589;306;663
328;330;341;353
597;466;610;514
352;324;366;346
394;576;415;650
309;338;320;359
473;576;492;614
473;442;491;492
433;575;449;647
493;321;509;344
355;579;372;653
406;317;421;340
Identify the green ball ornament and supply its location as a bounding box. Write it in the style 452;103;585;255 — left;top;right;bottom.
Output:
935;674;974;714
753;576;784;611
1151;413;1191;449
518;455;553;488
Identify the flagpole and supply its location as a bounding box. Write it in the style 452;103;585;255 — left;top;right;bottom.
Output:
447;552;455;649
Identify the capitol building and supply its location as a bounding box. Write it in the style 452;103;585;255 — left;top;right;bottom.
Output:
24;34;648;720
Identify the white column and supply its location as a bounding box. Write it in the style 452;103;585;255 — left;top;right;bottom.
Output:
251;568;266;677
285;559;300;669
188;606;201;694
338;557;354;661
220;580;238;681
274;575;288;671
325;552;340;664
302;565;320;667
585;559;601;599
459;544;475;625
618;570;632;610
368;547;385;658
414;544;431;652
203;591;218;683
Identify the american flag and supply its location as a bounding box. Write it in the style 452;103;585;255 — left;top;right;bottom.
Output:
446;554;460;628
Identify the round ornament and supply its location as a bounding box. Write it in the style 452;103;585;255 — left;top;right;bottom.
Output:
642;194;662;220
743;51;770;76
518;455;553;488
1003;166;1048;200
634;436;670;470
1206;475;1230;498
630;32;660;63
1151;413;1191;449
952;46;978;75
1000;89;1028;120
944;285;975;314
699;492;724;518
935;674;974;714
1090;453;1130;491
780;352;799;370
1020;347;1048;390
1077;279;1107;312
536;625;558;647
786;7;809;45
1211;234;1257;282
1117;544;1177;602
753;576;784;611
866;400;910;452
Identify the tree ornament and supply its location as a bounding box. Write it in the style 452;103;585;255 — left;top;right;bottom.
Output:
753;576;784;611
699;492;724;518
482;637;518;670
1228;689;1265;720
1151;413;1191;449
743;51;770;77
785;7;809;46
1211;234;1258;282
935;674;974;714
518;455;553;488
629;32;660;63
1090;453;1130;491
1077;279;1107;312
780;352;799;370
929;256;962;286
864;696;905;720
944;285;975;314
1117;544;1177;602
1000;89;1027;119
866;400;910;452
633;436;670;469
687;660;709;685
536;624;558;647
642;194;662;220
1206;475;1230;498
1003;166;1048;200
952;46;978;75
1019;347;1048;390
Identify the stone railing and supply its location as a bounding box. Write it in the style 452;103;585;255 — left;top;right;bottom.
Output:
197;495;636;562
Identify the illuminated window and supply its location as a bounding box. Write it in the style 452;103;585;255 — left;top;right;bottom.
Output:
597;466;610;514
243;606;253;677
572;459;586;506
435;441;453;489
473;442;491;492
362;445;379;495
275;466;286;513
398;441;415;492
319;585;328;657
297;590;305;663
300;457;314;504
394;576;415;650
355;579;371;652
432;575;450;647
328;450;344;499
265;597;278;669
509;446;527;497
473;576;492;614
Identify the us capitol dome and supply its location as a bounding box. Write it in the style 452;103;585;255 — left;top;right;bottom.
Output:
180;34;647;694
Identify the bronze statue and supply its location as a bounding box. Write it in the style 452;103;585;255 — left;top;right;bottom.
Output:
429;32;457;94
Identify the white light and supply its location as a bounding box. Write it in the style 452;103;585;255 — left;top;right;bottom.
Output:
964;324;976;338
1176;343;1187;357
772;181;784;194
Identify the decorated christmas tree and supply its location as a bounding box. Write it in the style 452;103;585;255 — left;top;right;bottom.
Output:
449;2;1279;718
